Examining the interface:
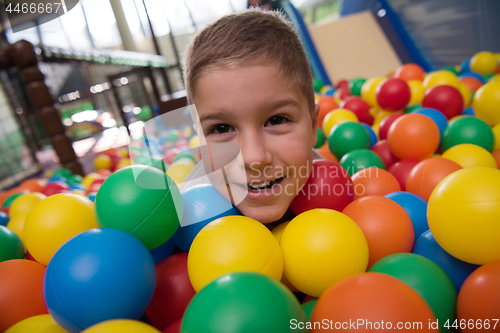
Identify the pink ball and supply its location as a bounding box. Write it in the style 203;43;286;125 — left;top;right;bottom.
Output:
376;78;411;111
422;85;463;119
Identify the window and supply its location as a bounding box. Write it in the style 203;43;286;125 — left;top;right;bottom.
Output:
60;3;93;49
82;0;121;48
5;21;40;45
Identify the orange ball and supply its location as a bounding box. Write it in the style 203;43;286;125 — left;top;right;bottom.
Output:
18;179;45;193
457;260;500;333
0;260;48;332
314;144;339;163
406;157;463;201
343;196;414;268
388;114;440;160
311;273;437;333
351;168;401;200
317;96;338;127
459;77;483;93
492;149;500;168
394;63;425;82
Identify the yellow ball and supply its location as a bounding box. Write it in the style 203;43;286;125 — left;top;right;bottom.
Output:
280;209;368;297
422;70;459;90
373;109;396;127
320;85;333;95
81;320;160;333
116;148;128;158
116;158;131;170
428;167;500;265
361;77;385;107
81;173;101;190
24;194;98;266
6;211;29;246
473;81;500;126
271;221;298;292
442;143;497;169
322;109;358;136
189;135;200;149
166;164;193;185
492;123;500;151
489;74;500;83
407;80;424;105
9;193;46;218
170;158;196;169
470;51;497;75
458;81;472;107
5;314;68;333
188;215;283;292
94;154;112;171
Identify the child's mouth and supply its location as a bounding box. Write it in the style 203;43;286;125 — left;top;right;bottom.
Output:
247;176;285;192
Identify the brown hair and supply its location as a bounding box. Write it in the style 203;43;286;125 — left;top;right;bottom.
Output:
183;8;315;113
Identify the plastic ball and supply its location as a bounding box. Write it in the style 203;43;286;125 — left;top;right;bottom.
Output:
48;176;66;184
371;140;400;169
493;123;500;150
348;77;366;96
314;128;325;148
369;253;457;332
457;260;500;331
4;314;68;333
94;154;112;170
290;160;354;214
146;253;196;331
0;225;24;263
388;159;419;191
328;121;370;159
52;168;72;178
460;59;471;73
441;143;496;168
492;148;500;168
24;194;97;266
80;173;102;190
171;184;241;253
343;196;413;267
95;166;182;250
314;144;339;162
413;107;448;136
322;109;358;136
459;76;483;93
44;228;156;332
376;78;411;111
458;81;472;107
422;85;464;119
280;209;368;296
302;300;317;322
41;182;71;196
188;216;282;292
442;116;494;152
189;136;199;149
313;78;324;92
351;168;401;200
82;320;160;333
6;211;29;243
317;96;338;127
407;79;424;105
428;167;500;265
339;96;373;125
340;149;386;176
470;51;497;75
2;192;25;208
166;164;193;184
406;157;462;201
388;114;441;160
406;103;422;113
361;76;385;107
163;320;181;333
473;81;500;126
9;193;46;218
0;210;8;226
311;273;437;333
394;63;425;82
385;191;428;242
18;179;44;193
182;272;306;333
423;70;460;90
378;113;404;140
0;260;48;332
360;123;377;147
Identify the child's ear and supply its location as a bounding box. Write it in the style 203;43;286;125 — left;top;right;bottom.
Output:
311;103;320;147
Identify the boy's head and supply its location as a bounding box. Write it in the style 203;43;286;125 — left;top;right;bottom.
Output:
184;9;319;223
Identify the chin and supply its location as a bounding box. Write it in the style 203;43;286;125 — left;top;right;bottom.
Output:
237;203;288;224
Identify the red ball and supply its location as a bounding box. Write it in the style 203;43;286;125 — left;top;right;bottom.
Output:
336;80;349;89
339;96;373;125
164;149;180;165
378;113;404;140
376;78;411;111
86;178;106;194
41;181;71;196
422;85;463;119
371;140;400;169
290;160;353;215
146;253;196;331
336;86;351;100
388;159;420;191
109;154;121;171
163;319;181;333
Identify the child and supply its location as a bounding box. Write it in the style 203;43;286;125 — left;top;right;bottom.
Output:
183;8;320;224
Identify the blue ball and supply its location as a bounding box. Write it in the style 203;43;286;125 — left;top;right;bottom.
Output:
171;184;241;252
384;191;428;243
462;106;475;116
87;193;96;202
149;239;176;265
460;59;471;74
413;230;479;291
44;228;156;333
412;107;448;136
458;72;485;84
69;184;85;191
49;176;67;184
0;211;9;226
360;123;377;148
324;88;336;97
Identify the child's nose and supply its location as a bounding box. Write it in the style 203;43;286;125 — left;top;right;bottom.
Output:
239;134;272;170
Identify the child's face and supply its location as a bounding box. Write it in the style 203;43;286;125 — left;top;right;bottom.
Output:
194;63;319;223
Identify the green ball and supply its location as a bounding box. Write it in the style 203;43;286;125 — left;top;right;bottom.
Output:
442;66;459;75
174;152;196;163
94;165;182;249
314;128;325;149
348;77;366;96
0;225;25;263
484;73;494;82
405;103;422;113
182;272;307;333
2;193;24;208
339;149;385;176
313;78;324;93
369;253;457;333
328;122;370;159
52;168;72;178
441;116;494;152
66;174;83;185
301;299;317;322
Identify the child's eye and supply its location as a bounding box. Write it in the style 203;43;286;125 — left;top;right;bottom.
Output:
266;115;290;126
208;124;234;135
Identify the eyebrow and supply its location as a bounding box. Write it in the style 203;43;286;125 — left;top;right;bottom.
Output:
199;99;302;123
